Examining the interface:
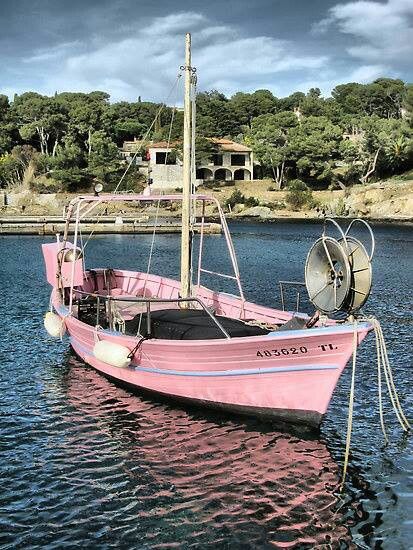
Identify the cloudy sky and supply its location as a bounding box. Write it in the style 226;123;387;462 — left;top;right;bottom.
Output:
1;0;412;103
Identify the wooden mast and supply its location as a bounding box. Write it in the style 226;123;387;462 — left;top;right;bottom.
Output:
180;32;192;302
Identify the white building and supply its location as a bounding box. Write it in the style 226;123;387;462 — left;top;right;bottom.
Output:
196;138;254;183
121;138;255;190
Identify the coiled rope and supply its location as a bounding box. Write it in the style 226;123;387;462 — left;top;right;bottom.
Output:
339;316;410;491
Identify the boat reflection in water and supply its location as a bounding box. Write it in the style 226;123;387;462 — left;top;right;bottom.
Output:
63;352;354;548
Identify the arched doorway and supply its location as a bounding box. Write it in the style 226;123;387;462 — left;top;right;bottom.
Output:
196;167;214;181
214;168;232;181
234;169;251;181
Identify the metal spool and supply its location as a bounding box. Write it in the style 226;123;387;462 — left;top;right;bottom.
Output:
63;248;83;262
305;236;352;314
339;236;372;312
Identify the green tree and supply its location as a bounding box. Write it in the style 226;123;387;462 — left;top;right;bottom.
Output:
88;130;120;183
230;89;277;129
247;111;298;187
286;116;343;185
196;91;240;137
332;79;406;118
339;116;413;183
103;100;165;145
276;91;305;112
0;153;20;187
404;84;413;126
285;179;313;210
56;91;110;155
0;94;16;154
13;92;68;155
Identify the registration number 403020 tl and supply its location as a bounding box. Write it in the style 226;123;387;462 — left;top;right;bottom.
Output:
256;346;308;358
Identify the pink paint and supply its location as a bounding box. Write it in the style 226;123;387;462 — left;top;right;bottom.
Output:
47;267;371;427
42;242;84;288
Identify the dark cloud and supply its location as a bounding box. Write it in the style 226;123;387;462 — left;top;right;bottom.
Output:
0;0;411;101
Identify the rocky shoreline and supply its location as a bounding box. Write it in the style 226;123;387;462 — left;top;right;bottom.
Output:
1;178;412;232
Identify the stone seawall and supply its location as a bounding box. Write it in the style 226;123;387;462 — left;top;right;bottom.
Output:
0;217;221;235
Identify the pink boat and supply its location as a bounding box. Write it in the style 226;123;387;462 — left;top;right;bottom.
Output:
42;34;374;427
42;193;373;428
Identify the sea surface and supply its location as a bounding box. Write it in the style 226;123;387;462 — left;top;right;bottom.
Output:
0;221;412;549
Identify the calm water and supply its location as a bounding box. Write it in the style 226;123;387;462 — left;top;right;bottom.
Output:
0;221;412;549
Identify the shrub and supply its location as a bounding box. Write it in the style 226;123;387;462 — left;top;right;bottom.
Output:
0;154;21;188
225;189;245;209
202;180;216;189
267;200;286;210
244;195;260;207
334;197;347;216
31;175;61;193
285;179;313;211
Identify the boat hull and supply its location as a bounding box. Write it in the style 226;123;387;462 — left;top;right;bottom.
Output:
73;355;324;427
50;270;371;427
65;318;369;428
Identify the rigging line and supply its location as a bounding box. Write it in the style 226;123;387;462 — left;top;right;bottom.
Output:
79;202;107;254
114;72;183;194
136;85;180;337
188;72;197;292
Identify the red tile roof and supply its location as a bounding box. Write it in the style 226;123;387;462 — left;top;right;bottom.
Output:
123;138;251;152
209;138;252;152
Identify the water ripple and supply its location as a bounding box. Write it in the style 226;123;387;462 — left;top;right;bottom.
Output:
0;225;412;549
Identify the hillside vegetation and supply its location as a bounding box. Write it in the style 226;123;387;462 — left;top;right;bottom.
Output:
0;79;412;198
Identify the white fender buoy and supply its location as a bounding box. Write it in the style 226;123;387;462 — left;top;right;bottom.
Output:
93;340;131;368
44;312;66;338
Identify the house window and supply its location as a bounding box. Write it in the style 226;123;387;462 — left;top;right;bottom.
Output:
231;154;245;166
155;152;175;165
212;154;223;166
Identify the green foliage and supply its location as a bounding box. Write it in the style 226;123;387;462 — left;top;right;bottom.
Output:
196;91;241;137
404;85;413;126
224;190;259;209
332;79;406;118
52;168;92;192
0;153;20;187
287;116;342;185
285;180;313;211
231;90;277;128
246;111;297;185
225;189;245;209
334;197;347;216
244;196;259;207
338;116;413;183
194;136;217;165
0;77;412;194
0;145;39;188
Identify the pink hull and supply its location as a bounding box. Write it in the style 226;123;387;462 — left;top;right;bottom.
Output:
51;270;370;427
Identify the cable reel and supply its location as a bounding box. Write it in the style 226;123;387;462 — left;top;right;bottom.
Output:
305;218;375;315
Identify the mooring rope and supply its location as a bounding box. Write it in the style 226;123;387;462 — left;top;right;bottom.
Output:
340;320;358;492
367;316;411;432
340;315;410;491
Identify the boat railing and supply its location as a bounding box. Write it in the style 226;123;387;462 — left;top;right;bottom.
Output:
63;193;246;312
72;289;231;339
278;280;306;312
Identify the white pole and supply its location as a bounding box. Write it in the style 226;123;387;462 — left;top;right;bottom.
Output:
180;33;192;303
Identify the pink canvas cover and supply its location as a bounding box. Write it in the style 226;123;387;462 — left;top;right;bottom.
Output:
42;242;84;288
